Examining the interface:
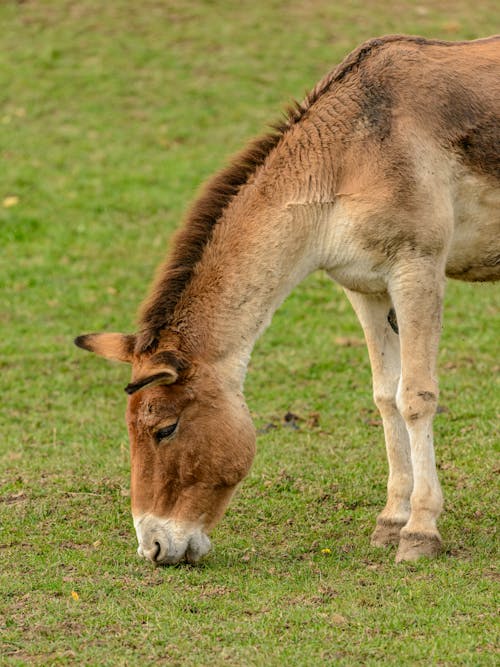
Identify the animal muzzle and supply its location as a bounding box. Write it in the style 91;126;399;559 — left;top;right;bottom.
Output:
133;514;211;565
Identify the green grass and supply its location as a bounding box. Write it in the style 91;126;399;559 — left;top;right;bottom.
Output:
1;1;498;664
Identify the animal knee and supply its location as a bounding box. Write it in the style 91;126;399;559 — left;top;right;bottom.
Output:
374;391;399;418
396;386;438;424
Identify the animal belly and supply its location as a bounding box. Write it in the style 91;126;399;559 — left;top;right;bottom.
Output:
446;176;500;282
446;246;500;281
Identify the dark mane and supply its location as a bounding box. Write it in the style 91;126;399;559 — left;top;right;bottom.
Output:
135;123;287;353
136;121;315;352
136;34;467;353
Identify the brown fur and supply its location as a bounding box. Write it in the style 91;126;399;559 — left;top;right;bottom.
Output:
127;366;255;525
76;35;499;565
137;34;499;355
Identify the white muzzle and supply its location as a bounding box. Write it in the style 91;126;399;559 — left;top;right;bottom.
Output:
134;514;212;565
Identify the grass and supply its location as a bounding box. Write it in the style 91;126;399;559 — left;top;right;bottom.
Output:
1;1;498;664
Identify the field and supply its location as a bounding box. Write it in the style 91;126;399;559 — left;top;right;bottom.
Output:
1;1;498;664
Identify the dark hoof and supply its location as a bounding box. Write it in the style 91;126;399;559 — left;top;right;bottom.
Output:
371;518;406;547
395;531;443;562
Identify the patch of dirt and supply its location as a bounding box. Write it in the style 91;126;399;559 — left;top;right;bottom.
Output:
198;584;235;599
257;410;322;434
0;491;27;504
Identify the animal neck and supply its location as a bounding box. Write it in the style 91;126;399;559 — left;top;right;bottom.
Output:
169;184;332;389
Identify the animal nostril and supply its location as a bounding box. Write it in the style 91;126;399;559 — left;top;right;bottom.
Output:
142;540;164;563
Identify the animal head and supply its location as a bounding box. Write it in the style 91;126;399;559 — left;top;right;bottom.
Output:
75;332;256;565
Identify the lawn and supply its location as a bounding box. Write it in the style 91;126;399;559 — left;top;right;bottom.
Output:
1;1;498;664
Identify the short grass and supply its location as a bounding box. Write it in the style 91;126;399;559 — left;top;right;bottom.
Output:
1;1;498;665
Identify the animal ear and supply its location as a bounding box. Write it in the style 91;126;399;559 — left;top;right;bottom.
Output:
124;351;190;394
124;368;179;395
74;333;136;363
146;369;179;386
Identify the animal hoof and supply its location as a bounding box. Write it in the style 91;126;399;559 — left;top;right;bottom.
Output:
371;519;406;547
395;531;442;562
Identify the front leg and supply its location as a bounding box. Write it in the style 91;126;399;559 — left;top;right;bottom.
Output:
344;289;413;547
389;262;445;562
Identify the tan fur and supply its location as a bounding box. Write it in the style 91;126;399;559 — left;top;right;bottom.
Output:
76;35;499;565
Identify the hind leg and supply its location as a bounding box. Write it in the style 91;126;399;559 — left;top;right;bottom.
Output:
344;289;412;547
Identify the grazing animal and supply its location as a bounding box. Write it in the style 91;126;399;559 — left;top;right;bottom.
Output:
75;35;499;565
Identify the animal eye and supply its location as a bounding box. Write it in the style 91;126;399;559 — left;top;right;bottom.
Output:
155;422;178;441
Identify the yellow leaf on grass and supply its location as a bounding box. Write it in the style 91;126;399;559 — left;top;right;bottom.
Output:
71;590;79;601
2;196;19;208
